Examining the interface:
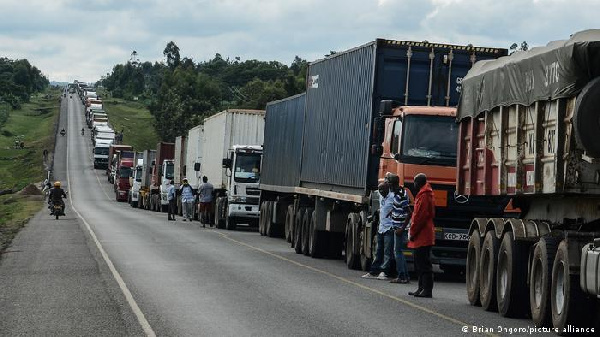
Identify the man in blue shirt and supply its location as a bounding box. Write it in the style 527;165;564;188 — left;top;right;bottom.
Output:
387;173;412;284
167;179;176;221
362;181;395;280
180;178;195;222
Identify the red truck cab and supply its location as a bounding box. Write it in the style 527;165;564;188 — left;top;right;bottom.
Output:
115;151;135;202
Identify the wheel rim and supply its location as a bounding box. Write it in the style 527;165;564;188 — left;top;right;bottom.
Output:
554;261;565;315
498;251;508;299
532;259;543;307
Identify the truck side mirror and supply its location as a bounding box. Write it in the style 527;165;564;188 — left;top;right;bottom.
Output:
222;158;232;169
194;163;201;171
379;100;400;116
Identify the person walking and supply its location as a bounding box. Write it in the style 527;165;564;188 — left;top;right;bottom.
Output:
407;173;435;298
386;173;412;284
167;179;177;221
197;176;214;228
362;181;395;280
180;178;195;222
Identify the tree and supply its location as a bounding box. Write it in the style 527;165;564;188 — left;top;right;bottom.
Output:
163;41;181;69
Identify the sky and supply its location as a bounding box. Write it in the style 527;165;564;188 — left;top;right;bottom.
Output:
0;0;597;83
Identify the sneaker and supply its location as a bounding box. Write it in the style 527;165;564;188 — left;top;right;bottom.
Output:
377;272;392;280
361;272;378;279
182;218;187;222
390;277;410;284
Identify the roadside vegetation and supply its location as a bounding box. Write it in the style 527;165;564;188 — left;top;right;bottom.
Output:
100;96;160;152
100;42;309;142
0;88;59;251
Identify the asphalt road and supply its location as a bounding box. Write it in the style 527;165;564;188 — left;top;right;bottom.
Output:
0;96;540;336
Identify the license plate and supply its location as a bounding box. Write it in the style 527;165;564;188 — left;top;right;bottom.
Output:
443;232;470;241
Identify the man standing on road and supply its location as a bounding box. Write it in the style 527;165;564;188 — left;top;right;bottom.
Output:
197;176;214;228
167;179;176;221
386;173;412;284
180;178;195;222
407;173;435;298
362;181;395;280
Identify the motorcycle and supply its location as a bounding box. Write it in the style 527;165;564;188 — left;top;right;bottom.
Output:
60;128;66;136
50;200;65;220
81;128;85;136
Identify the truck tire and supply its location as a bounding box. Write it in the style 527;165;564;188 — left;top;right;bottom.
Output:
258;202;266;236
216;198;226;229
497;231;530;317
285;205;294;243
293;208;306;254
226;216;237;230
309;211;324;258
466;229;482;306
266;202;275;237
131;201;138;208
479;230;500;311
345;213;360;270
574;76;600;158
530;237;558;327
302;209;313;256
360;227;375;272
551;239;595;333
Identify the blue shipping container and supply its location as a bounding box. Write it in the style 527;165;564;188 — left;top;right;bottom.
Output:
300;39;507;196
261;93;306;189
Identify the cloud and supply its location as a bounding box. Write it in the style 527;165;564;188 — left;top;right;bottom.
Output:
0;0;597;82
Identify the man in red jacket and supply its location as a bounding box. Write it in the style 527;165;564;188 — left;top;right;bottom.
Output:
407;173;435;298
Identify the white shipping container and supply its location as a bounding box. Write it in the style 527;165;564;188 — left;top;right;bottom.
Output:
174;136;187;186
185;125;204;189
201;109;264;189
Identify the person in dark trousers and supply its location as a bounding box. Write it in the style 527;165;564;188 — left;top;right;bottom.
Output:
407;173;435;298
386;173;412;284
167;180;177;221
362;181;395;280
48;181;67;215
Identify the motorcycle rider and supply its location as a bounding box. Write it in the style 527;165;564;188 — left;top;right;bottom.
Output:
60;128;66;136
48;181;67;215
81;128;85;136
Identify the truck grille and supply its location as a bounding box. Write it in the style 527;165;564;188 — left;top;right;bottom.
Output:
246;188;260;196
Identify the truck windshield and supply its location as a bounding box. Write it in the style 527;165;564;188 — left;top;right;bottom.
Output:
94;147;109;155
165;162;174;180
400;115;458;166
234;153;261;183
135;167;142;182
119;166;132;178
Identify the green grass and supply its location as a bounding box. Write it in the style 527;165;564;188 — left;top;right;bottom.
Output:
102;97;160;152
0;88;60;251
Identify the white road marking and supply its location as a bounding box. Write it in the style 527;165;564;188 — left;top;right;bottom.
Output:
66;101;156;337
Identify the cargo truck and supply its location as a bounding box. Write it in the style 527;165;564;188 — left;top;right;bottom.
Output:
147;142;174;212
93;143;110;169
114;150;134;201
258;39;507;270
138;149;156;210
197;110;264;230
459;30;600;333
128;152;144;208
107;144;133;183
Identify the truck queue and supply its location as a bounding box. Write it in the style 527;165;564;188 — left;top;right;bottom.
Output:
70;29;600;335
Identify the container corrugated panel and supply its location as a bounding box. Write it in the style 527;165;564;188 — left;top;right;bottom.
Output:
141;150;156;188
202;110;265;189
262;93;305;188
174;136;185;185
301;40;507;195
185;125;203;188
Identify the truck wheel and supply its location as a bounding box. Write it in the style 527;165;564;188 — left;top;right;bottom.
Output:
479;230;500;311
309;211;324;258
551;240;594;333
574;76;600;157
258;202;266;236
226;216;237;230
285;205;294;243
302;209;313;256
497;231;529;317
216;198;226;229
293;208;306;254
131;201;138;208
345;213;360;270
466;229;482;306
530;237;558;327
360;227;374;272
266;202;275;237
